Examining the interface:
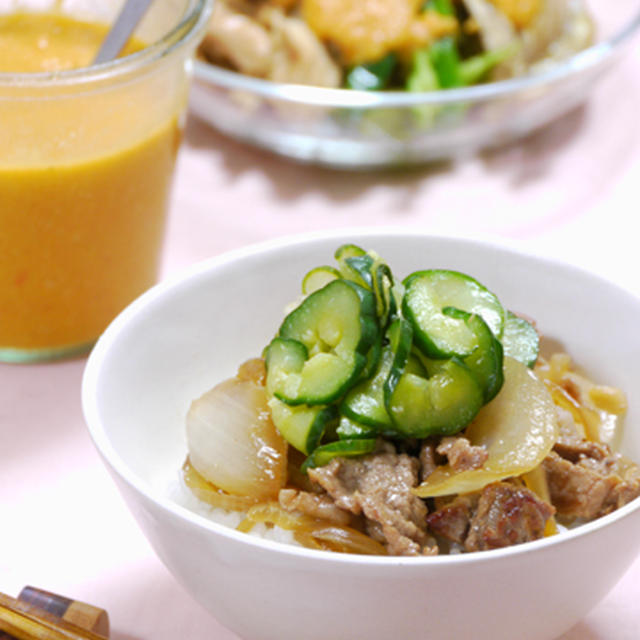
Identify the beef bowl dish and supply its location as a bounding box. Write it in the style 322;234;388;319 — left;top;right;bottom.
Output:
82;230;640;640
190;0;640;166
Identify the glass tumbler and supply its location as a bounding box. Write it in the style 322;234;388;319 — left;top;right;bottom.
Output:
0;0;212;362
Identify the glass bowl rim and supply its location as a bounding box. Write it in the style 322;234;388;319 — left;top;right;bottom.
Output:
193;4;640;108
0;0;213;88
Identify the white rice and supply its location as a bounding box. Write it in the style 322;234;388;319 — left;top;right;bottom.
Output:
168;473;299;547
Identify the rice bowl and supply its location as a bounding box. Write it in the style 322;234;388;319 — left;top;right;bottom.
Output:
82;230;640;640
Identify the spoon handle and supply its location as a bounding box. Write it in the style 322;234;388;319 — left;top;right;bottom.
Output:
93;0;154;64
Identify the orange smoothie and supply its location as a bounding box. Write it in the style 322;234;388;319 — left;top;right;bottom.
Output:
0;13;182;356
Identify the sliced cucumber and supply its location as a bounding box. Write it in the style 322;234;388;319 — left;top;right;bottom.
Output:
264;247;518;454
301;438;377;471
382;317;414;414
302;266;340;295
334;245;395;328
336;415;379;440
264;337;307;396
502;311;539;368
268;397;338;455
386;357;483;438
269;279;379;405
402;269;505;358
441;307;504;402
404;349;429;377
358;332;383;382
334;245;370;290
341;336;395;430
372;261;395;328
381;317;483;438
341;254;375;290
334;243;366;261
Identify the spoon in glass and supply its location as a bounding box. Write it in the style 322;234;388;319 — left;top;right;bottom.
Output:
93;0;154;64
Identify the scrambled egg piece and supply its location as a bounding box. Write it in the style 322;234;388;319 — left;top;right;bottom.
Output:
301;0;458;66
488;0;541;29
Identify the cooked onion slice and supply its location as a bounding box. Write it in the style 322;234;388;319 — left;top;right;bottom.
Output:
182;459;262;511
413;357;558;497
238;502;387;555
536;354;627;448
186;377;288;500
522;464;558;536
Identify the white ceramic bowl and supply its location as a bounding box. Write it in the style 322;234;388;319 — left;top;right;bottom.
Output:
82;230;640;640
189;0;640;168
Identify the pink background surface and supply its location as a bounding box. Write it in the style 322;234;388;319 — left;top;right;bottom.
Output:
2;40;640;640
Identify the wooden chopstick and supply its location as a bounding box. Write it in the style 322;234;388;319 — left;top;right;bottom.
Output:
0;593;107;640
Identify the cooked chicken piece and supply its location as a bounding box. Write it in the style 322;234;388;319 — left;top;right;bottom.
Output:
259;6;341;87
463;0;593;78
464;0;518;51
201;1;341;87
201;0;274;76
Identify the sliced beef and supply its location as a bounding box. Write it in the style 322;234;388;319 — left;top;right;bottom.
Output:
278;488;352;526
419;440;438;482
308;442;437;556
427;482;554;552
465;482;555;552
553;439;609;463
426;494;479;545
614;464;640;506
436;436;488;472
543;444;640;520
543;452;617;519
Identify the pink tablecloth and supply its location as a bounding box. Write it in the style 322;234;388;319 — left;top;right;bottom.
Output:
2;41;640;640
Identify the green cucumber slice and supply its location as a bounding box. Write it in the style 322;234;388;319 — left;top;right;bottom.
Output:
402;269;505;358
301;438;377;471
335;246;396;328
502;311;539;368
342;254;375;290
268;398;338;455
441;307;504;402
382;317;414;414
359;332;383;382
343;255;397;329
404;349;429;377
334;244;366;261
372;262;395;328
386;357;483;438
381;316;483;438
302;266;340;295
271;279;379;405
334;244;370;288
341;336;395;429
264;337;308;396
336;415;379;440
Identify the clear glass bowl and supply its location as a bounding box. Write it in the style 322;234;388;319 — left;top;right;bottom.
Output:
190;0;640;168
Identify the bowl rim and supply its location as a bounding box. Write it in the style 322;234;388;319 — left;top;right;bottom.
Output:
193;4;640;108
82;228;640;566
